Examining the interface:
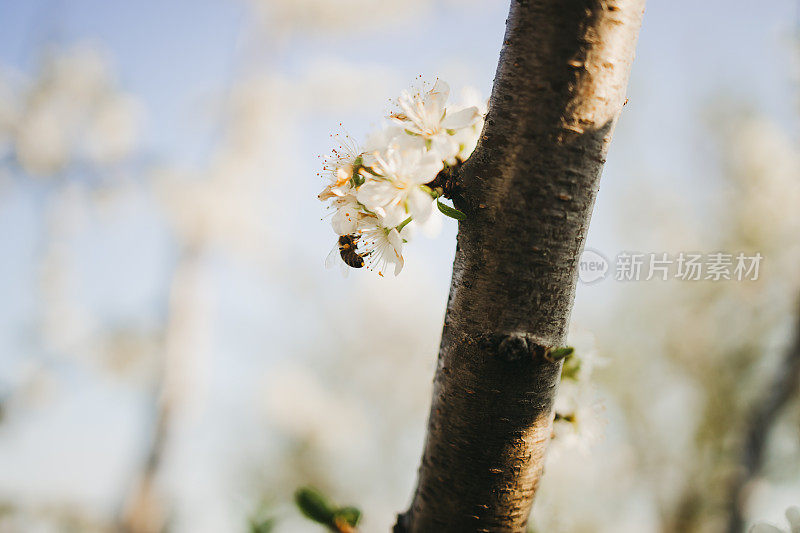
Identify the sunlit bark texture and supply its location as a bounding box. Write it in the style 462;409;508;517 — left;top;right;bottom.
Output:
396;1;645;531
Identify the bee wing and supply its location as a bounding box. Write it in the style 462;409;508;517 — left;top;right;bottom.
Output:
340;261;350;278
325;242;339;269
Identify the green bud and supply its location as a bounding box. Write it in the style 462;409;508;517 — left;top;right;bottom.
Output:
548;347;574;361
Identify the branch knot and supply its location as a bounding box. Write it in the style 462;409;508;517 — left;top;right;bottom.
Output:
477;332;550;362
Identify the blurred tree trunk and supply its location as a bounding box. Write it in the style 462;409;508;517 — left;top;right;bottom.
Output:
395;1;645;531
120;245;206;533
726;300;800;532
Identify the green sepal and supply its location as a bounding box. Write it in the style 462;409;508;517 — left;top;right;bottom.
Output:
333;506;362;527
420;184;438;198
350;171;366;188
436;199;466;220
361;165;381;176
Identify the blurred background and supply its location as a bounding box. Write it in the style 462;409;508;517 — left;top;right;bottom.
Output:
0;0;799;532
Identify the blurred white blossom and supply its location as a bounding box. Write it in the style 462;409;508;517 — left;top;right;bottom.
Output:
6;45;143;175
549;329;607;456
247;0;433;33
262;365;369;456
751;506;800;533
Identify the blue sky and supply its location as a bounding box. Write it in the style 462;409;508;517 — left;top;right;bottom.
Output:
0;0;798;529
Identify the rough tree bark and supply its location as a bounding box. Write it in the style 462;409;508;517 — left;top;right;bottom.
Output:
395;1;645;531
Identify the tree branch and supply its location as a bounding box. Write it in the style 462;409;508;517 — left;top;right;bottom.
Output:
396;1;645;531
726;299;800;533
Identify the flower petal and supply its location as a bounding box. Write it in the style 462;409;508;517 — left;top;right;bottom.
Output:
425;80;450;111
381;204;407;228
357;180;396;210
387;228;405;276
429;135;460;166
442;106;480;130
332;206;358;235
407;187;434;223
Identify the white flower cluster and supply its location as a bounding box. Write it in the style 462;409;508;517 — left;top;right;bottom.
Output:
319;79;485;276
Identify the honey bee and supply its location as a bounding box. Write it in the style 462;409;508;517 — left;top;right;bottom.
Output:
326;234;366;274
337;234;365;268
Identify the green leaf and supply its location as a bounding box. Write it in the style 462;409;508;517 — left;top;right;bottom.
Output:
334;506;362;527
548;346;574;361
294;487;335;526
437;199;466;220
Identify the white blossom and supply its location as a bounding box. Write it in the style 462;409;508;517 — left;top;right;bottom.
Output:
359;219;406;276
549;331;607;455
330;193;365;236
357;144;442;226
390;79;480;164
449;86;487;163
317;79;482;276
550;383;606;456
317;132;363;201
